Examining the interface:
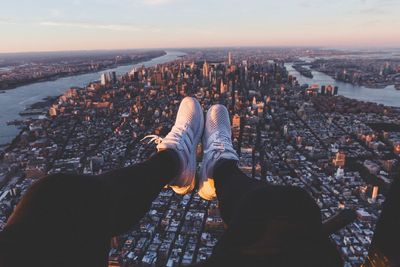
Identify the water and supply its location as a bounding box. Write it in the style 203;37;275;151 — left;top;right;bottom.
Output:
0;67;13;72
285;63;400;108
0;51;185;146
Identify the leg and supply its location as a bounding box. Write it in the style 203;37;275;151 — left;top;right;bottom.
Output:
199;104;342;266
0;96;203;267
365;179;400;266
96;149;179;235
0;150;179;267
211;164;343;266
213;159;264;224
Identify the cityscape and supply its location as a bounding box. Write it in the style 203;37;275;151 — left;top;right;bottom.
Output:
0;50;167;90
1;0;400;266
0;48;399;266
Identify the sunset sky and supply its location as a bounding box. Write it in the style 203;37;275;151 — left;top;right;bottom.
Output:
0;0;399;53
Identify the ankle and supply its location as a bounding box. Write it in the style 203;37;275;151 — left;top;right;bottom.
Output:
213;159;238;180
155;149;181;182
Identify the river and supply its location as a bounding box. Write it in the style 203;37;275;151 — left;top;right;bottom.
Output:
1;52;398;146
0;51;186;146
285;63;400;108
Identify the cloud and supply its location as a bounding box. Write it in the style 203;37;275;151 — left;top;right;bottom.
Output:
0;16;160;33
358;0;397;14
142;0;178;5
38;21;144;31
0;18;17;25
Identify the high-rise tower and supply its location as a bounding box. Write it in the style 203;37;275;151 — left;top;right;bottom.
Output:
203;60;209;78
228;52;232;65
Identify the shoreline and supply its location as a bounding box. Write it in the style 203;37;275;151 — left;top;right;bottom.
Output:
307;66;398;90
0;51;166;91
0;51;184;151
0;96;58;155
313;68;395;89
292;58;400;90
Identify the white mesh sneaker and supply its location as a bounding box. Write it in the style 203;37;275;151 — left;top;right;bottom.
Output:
199;104;239;200
142;97;204;195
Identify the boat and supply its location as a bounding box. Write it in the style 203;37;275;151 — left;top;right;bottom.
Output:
395;84;400;90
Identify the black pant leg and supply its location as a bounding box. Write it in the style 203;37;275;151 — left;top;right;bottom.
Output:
213;159;265;224
96;149;179;235
365;179;400;266
210;159;343;267
0;150;179;267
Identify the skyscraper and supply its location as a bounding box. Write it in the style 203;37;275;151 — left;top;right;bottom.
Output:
228;52;232;65
101;71;117;85
203;61;209;78
220;80;227;94
334;86;339;95
333;152;346;167
321;85;326;95
326;85;334;96
232;114;241;139
371;186;379;202
101;73;107;86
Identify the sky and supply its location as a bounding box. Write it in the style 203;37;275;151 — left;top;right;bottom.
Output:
0;0;399;53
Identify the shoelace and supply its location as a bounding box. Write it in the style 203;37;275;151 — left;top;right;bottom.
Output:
141;124;189;147
141;134;163;145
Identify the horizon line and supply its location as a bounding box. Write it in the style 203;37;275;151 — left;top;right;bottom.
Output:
1;44;400;55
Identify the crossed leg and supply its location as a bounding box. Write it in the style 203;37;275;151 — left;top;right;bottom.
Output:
0;150;179;267
205;159;343;267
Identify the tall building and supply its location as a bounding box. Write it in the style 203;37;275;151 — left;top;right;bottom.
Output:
101;71;117;86
100;73;107;86
232;114;241;139
228;52;232;65
111;71;117;84
371;186;379;202
333;151;346;167
220;80;227;94
334;86;339;95
202;61;209;78
321;86;326;95
326;85;334;96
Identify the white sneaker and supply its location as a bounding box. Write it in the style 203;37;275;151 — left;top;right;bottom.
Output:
142;97;204;195
199;104;239;200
